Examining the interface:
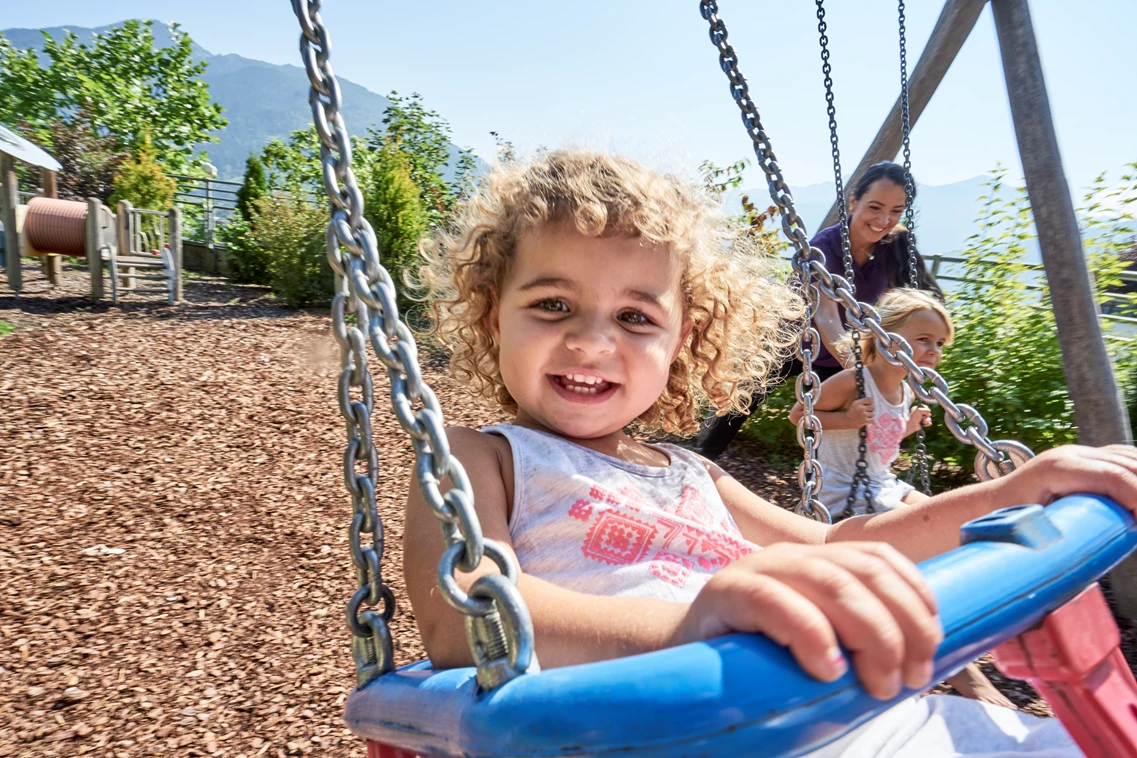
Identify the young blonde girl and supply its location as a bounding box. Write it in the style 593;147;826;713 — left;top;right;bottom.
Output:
404;149;1137;756
792;289;1016;709
790;288;950;519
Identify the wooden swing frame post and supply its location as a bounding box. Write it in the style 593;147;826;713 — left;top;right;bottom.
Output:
830;0;1136;612
0;152;21;292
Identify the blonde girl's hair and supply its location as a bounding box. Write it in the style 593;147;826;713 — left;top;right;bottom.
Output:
414;148;806;435
836;287;954;366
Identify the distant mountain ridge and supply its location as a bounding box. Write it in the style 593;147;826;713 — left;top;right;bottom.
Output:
3;21;988;257
776;175;991;259
0;21;474;181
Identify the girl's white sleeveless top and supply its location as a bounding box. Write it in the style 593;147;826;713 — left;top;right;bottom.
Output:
817;368;913;478
485;424;759;604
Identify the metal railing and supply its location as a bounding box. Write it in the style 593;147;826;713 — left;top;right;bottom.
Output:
924;252;1137;337
775;249;1137;342
167;174;240;247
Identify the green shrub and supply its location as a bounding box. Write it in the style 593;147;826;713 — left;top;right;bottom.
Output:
108;135;177;211
253;195;333;307
936;167;1137;465
217;214;273;286
364;147;429;311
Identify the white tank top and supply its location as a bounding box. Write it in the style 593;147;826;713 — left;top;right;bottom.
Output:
485;424;759;604
817;368;913;478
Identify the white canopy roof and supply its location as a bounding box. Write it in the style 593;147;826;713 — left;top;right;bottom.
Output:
0;125;62;172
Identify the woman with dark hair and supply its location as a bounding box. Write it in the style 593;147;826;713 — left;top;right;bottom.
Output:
696;161;944;460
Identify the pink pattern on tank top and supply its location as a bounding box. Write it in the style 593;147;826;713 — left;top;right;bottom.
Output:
574;481;754;586
648;551;695;586
582;511;657;565
867;411;906;464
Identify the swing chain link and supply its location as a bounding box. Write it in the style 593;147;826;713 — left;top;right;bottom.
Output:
816;0;875;520
898;0;920;292
700;0;1032;490
700;0;829;523
292;0;535;690
898;0;934;495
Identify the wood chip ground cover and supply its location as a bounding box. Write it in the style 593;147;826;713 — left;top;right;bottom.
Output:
3;261;1136;756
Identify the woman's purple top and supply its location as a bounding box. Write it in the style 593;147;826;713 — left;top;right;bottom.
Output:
810;223;891;368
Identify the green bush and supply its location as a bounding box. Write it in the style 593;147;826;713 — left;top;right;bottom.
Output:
936;167;1137;465
253;195;333;307
364;147;429;311
109;135;177;211
217;214;273;286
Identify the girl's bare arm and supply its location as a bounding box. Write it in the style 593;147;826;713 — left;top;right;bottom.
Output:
712;444;1137;565
788;370;872;430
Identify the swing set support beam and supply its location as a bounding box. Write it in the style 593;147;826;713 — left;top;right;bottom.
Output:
818;0;987;230
826;0;1136;612
991;0;1137;615
990;0;1133;450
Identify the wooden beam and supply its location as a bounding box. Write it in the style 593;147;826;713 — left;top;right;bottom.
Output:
991;0;1137;614
41;168;58;199
85;198;105;300
1;154;21;292
819;0;988;231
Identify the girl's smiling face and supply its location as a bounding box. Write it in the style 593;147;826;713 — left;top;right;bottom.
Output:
895;309;951;369
492;224;691;441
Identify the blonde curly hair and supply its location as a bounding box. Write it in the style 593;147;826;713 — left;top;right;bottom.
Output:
836;287;954;365
415;149;805;435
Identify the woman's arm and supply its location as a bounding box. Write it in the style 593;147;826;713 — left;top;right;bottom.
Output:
404;426;689;669
788;369;874;430
813;295;849;366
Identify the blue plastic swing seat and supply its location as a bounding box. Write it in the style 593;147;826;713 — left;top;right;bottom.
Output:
345;494;1137;758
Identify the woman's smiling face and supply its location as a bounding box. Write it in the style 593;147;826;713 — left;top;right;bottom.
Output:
848;179;908;246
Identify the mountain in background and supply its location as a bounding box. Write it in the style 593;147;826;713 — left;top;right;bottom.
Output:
0;21;474;181
779;175;991;259
3;21;991;258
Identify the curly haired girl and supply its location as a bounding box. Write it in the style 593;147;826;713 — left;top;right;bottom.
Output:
404;148;1137;756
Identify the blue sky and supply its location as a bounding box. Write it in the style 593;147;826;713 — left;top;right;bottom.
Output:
4;1;1133;190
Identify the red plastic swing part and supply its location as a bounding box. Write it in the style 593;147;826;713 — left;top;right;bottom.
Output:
992;583;1137;758
368;742;434;758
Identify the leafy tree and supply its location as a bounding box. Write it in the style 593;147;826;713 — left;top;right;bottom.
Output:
364;148;429;309
13;112;128;203
0;20;226;174
236;155;269;223
260;127;324;195
367;91;475;224
109;136;178;211
699;158;787;257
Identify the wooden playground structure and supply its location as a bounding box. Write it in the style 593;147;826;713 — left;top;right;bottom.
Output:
0;125;183;305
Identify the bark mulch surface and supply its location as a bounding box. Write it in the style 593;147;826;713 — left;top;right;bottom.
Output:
2;260;1136;756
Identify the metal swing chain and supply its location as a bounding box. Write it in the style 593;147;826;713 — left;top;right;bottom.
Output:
290;0;535;691
698;0;829;523
699;1;1033;489
897;0;932;496
816;0;876;519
